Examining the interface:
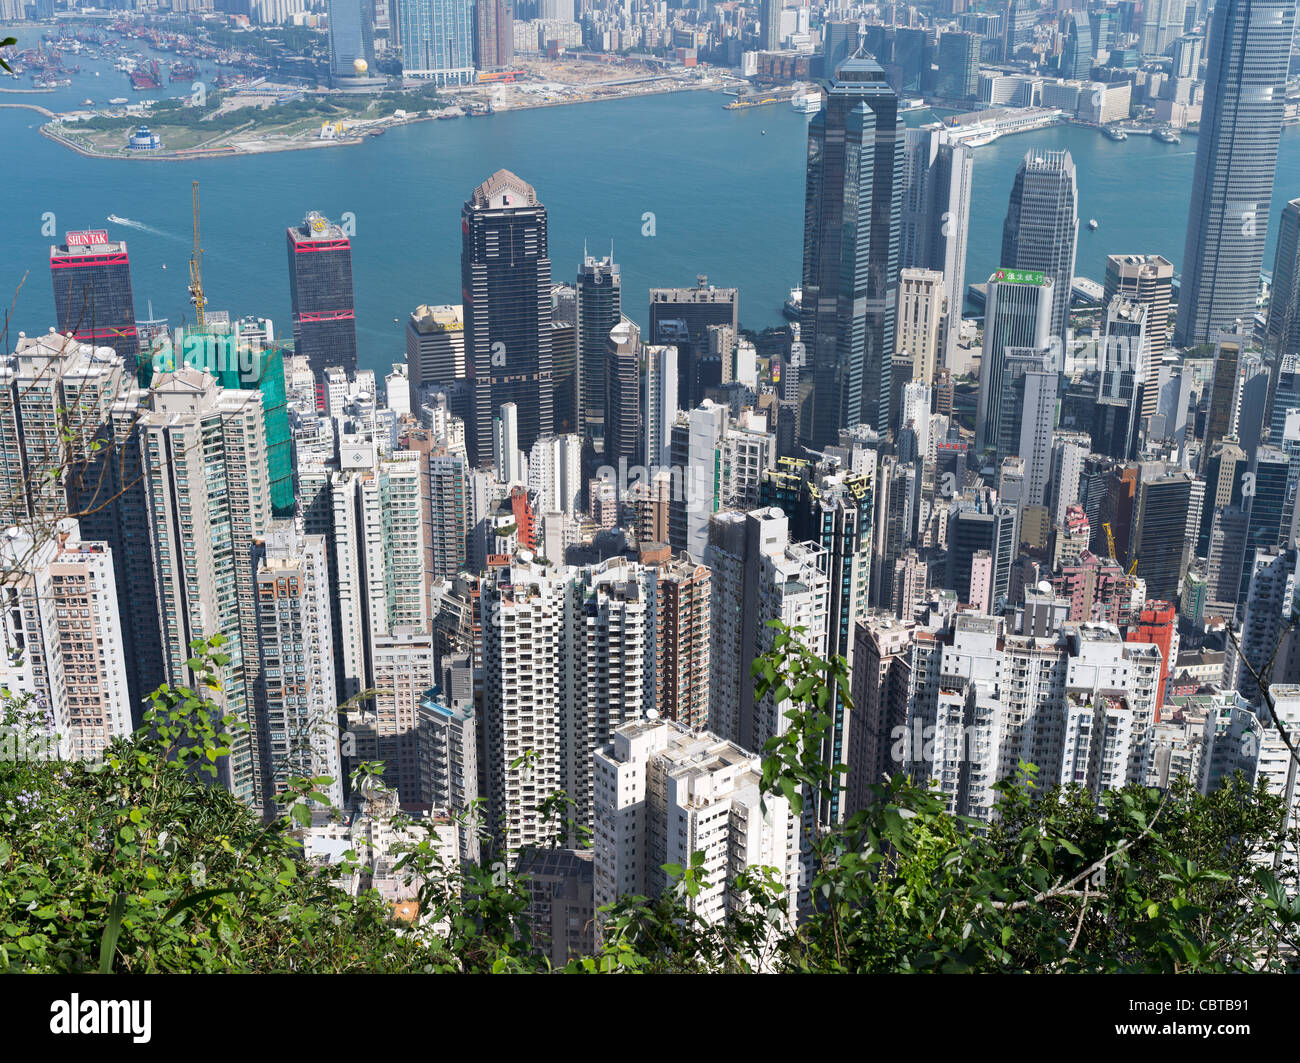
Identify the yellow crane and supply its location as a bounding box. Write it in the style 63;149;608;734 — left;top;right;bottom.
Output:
1102;521;1118;562
188;180;206;330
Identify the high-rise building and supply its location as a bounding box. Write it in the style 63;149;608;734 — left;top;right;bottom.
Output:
1060;12;1093;79
801;51;903;447
286;212;357;381
650;557;711;730
592;718;800;938
900;126;973;370
327;0;376;83
1131;466;1194;602
528;433;581;519
1093;297;1149;461
760;0;781;50
640;344;678;469
253;522;342;812
474;0;513;70
1200;328;1244;474
1234;548;1300;699
406;304;466;392
604;319;641;469
138;370;272;811
416;653;480;863
1174;0;1295;348
667;400;728;560
1103;254;1174;426
49;230;138;367
1198;438;1248;556
0;518;133;762
1266;199;1300;407
1001;150;1077;342
575;253;620;438
399;0;475;84
647;278;738;410
937;30;980;99
461;170;553;468
1140;0;1187;55
976;269;1053;456
896;268;946;389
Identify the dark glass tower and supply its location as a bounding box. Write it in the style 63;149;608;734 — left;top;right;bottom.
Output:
1174;0;1295;348
1001;149;1078;343
50;230;138;367
286;212;358;382
576;253;621;440
461;169;553;469
1267;199;1300;357
800;50;903;448
1060;13;1093;79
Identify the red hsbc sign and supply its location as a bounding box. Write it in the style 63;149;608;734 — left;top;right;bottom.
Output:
66;230;108;246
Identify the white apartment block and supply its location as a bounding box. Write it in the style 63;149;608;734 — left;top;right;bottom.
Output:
0;519;132;761
593;718;800;943
528;433;582;518
254;521;342;811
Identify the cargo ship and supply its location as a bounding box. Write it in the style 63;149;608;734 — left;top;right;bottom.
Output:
130;60;161;91
169;61;197;82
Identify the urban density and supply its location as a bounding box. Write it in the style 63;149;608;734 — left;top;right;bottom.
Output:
4;0;1300;981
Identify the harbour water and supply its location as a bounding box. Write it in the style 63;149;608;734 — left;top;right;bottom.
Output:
4;33;1299;377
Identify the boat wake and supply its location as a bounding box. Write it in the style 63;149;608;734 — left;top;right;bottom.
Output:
107;214;181;240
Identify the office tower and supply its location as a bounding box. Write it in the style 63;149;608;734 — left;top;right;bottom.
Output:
1198;438;1248;555
493;402;523;484
406;304;466;392
474;0;513;70
253;522;342;812
1131;466;1194;602
948;497;1018;606
353;631;437;802
760;0;781;50
575;254;621;438
592;719;800;938
651;557;711;731
0;519;132;762
641;345;678;469
49;230;138;367
1093;297;1149;461
1060;12;1093;78
1234;547;1300;699
975;270;1053;456
648;278;738;410
821;19;859;73
1103;254;1174;426
1140;0;1186;54
1243;445;1294;561
937;30;980;99
417;654;480;863
286;212;357;381
138;370;271;811
1089;10;1115;59
1174;0;1294;348
1050;431;1091;527
1001;150;1078;342
1268;200;1300;360
462;170;553;468
667;400;727;560
399;0;475;84
1171;33;1203;77
704;508;829;754
801;51;903;447
604;319;642;469
900;127;972;370
1269;355;1300;446
1018;360;1059;507
896;269;945;388
1200;329;1244;474
327;0;375;82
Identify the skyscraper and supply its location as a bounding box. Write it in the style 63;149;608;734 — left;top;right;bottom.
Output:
900;126;973;370
604;319;641;469
760;0;782;50
461;170;553;468
399;0;476;85
576;253;621;439
647;278;737;410
1140;0;1187;55
327;0;376;83
1060;13;1094;79
1266;199;1300;359
286;212;358;381
1001;150;1078;342
1174;0;1295;348
1103;254;1174;425
976;269;1053;456
801;51;903;447
50;230;138;367
474;0;513;71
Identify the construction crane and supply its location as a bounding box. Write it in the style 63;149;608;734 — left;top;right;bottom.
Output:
1102;521;1118;563
188;180;206;330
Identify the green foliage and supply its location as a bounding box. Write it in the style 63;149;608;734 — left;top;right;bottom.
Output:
3;626;1298;973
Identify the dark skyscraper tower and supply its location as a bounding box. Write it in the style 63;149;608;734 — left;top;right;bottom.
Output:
286;212;358;383
1174;0;1294;349
1060;13;1093;79
50;229;138;367
461;169;553;469
800;49;903;448
1001;149;1078;342
576;252;621;440
1266;199;1300;358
